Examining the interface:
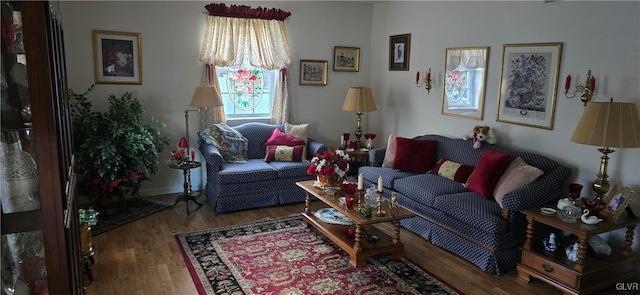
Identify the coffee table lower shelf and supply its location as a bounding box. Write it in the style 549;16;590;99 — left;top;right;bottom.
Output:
302;211;404;267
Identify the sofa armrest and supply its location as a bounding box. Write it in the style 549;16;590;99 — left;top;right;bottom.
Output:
198;139;224;171
307;137;328;158
369;148;386;167
501;165;571;213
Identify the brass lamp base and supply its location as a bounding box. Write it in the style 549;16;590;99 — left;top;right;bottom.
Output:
592;147;614;199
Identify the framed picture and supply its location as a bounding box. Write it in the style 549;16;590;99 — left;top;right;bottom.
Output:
441;46;490;120
300;60;328;86
333;46;360;72
93;30;143;84
600;185;636;222
496;42;562;129
389;34;411;71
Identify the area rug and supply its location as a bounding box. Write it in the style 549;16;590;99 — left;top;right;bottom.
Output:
92;198;171;235
174;216;460;295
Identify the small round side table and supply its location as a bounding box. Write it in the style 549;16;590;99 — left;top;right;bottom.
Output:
169;161;203;215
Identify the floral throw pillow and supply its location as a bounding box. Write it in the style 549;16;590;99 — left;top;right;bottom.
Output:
199;123;249;163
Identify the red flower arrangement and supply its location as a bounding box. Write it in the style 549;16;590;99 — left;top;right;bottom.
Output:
77;169;148;201
307;150;350;178
340;182;358;195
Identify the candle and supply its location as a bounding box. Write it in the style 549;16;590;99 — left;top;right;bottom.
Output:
378;176;383;192
426;71;431;82
357;174;363;190
191;148;195;161
416;71;420;83
565;75;571;90
589;76;595;92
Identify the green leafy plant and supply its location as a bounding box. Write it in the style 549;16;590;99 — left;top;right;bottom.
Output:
78;208;98;226
68;85;169;202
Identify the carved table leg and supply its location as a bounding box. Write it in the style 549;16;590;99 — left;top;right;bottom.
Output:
392;220;401;244
523;215;535;250
623;225;636;256
575;238;587;272
354;224;362;252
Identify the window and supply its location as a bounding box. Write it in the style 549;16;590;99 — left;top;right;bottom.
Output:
216;56;278;120
445;66;485;110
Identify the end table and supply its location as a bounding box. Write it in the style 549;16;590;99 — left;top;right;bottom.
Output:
169;161;203;215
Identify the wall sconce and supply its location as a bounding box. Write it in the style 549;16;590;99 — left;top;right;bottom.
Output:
564;69;596;107
416;68;432;95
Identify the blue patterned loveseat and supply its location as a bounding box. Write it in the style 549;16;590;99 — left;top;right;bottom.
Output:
198;122;327;213
358;135;571;275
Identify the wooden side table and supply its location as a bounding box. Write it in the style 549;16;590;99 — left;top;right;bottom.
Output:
517;207;638;295
334;148;370;176
169;161;203;215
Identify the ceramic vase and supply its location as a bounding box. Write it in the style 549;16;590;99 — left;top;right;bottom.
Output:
317;175;344;187
0;133;39;214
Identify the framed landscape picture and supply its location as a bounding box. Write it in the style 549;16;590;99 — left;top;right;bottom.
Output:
300;60;328;86
389;34;411;71
441;46;489;120
333;46;360;72
496;42;562;129
93;30;143;84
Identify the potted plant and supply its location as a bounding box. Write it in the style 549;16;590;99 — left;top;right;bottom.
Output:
78;207;98;254
68;85;169;211
307;150;350;187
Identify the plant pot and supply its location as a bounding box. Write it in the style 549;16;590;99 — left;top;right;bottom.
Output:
79;224;93;255
317;175;344;187
96;193;125;216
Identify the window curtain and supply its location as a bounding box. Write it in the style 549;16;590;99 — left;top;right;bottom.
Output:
202;64;225;126
198;3;293;124
446;49;486;69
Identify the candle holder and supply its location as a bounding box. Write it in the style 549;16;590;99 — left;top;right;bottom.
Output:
416;68;432;95
375;191;386;217
390;191;398;209
564;69;596;107
356;189;365;206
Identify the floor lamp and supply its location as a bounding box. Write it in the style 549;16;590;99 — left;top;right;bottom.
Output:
342;87;377;149
184;85;223;148
570;100;640;200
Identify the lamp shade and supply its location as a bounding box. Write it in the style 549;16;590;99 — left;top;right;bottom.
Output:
178;136;190;148
570;101;640;148
190;85;223;108
342;87;377;113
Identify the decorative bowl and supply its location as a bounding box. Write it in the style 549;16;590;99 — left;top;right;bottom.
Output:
559;204;582;223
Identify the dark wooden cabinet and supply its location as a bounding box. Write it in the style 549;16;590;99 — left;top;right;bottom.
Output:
1;1;83;294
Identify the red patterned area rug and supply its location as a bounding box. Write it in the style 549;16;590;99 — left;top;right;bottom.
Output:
174;216;461;295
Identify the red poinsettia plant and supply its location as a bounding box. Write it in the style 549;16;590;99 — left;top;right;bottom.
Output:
77;169;148;201
307;150;350;178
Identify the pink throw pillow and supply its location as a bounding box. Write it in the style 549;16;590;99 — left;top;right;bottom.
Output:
262;128;305;149
467;150;511;199
381;134;397;168
493;157;543;208
392;137;437;173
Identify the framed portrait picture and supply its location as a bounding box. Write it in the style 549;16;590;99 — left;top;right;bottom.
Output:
600;185;636;222
441;46;489;120
333;46;360;72
93;30;143;84
389;34;411;71
300;60;328;86
496;43;563;129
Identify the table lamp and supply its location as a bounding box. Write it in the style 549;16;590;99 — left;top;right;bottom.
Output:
184;85;223;147
570;100;640;200
342;87;377;148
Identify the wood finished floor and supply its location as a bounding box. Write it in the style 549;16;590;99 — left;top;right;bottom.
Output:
84;194;625;295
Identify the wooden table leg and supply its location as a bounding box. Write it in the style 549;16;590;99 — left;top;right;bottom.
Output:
354;224;362;252
392;220;401;244
623;225;636;256
523;215;535;250
575;238;587;272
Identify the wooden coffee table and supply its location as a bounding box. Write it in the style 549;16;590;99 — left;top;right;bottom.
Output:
296;180;416;267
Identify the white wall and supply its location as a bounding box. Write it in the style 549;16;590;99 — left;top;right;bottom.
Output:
60;1;373;195
370;1;640;252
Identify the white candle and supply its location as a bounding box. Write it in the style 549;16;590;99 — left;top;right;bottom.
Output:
357;174;363;190
378;176;383;192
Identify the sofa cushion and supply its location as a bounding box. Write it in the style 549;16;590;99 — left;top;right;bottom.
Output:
268;161;313;178
392;137;437;173
264;145;305;162
467;150;510;199
358;166;417;190
285;123;309;161
381;133;397;168
493;157;543;208
432;191;509;235
199;123;249;163
218;159;278;184
262;128;305;149
393;174;470;207
430;158;475;183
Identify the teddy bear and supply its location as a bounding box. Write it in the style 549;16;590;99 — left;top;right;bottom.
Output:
462;125;497;149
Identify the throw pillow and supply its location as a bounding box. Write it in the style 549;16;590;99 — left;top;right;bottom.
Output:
381;134;397;168
467;150;511;199
392;137;437;173
285;122;309;161
199;123;249;163
429;158;475;183
264;145;305;162
493;157;544;208
262;128;305;149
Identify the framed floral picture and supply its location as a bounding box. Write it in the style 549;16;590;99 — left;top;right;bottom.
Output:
441;46;489;120
333;46;360;72
93;30;143;84
496;43;562;129
389;34;411;71
300;60;328;86
600;185;636;222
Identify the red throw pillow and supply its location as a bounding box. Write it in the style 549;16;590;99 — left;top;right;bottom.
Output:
467;150;511;199
392;137;437;173
262;128;305;149
429;158;475;183
264;145;305;162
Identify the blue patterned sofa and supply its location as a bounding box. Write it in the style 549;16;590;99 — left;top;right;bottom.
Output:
359;135;571;275
198;122;327;213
